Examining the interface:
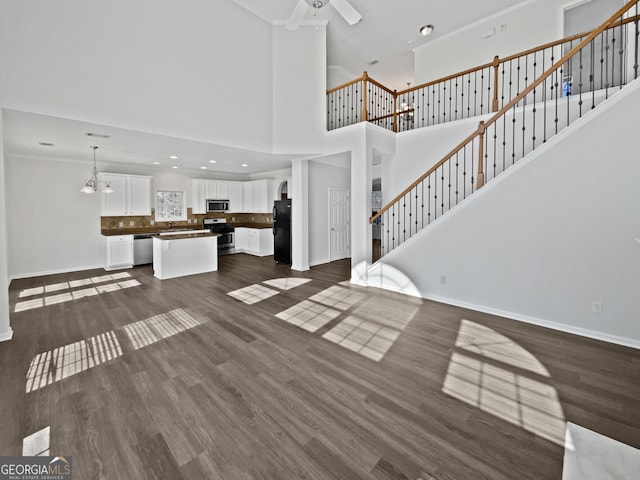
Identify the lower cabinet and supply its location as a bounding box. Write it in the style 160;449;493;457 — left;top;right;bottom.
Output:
104;235;134;270
234;228;273;256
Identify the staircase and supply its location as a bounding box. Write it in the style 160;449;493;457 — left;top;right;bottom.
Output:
328;2;640;263
372;2;639;260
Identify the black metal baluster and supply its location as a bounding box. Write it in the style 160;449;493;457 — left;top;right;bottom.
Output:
492;123;497;180
427;176;431;225
463;146;467;199
455;152;460;205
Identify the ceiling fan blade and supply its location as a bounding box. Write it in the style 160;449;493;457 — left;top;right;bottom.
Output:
285;0;309;30
330;0;362;25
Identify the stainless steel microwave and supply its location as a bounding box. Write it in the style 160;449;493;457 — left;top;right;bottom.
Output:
206;199;230;212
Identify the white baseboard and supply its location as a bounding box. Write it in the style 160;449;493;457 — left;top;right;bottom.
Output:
0;327;14;343
10;264;105;281
309;257;330;267
420;293;640;351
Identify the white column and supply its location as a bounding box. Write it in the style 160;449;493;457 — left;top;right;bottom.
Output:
0;113;14;342
349;142;372;286
291;158;309;271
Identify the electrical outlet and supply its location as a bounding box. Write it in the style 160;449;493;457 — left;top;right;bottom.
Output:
592;301;603;314
232;217;236;222
150;220;154;226
440;275;447;285
129;220;135;227
118;221;124;228
252;216;255;221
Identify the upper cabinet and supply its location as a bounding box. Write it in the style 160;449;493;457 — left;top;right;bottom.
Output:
244;179;272;213
191;178;272;213
191;179;207;214
227;181;244;212
101;173;152;216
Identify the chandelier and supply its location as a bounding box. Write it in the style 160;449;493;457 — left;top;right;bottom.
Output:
81;146;113;194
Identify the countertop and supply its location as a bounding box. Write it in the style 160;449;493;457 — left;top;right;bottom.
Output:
231;223;273;229
102;223;272;236
152;232;221;241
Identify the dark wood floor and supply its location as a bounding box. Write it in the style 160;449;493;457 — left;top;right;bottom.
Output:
1;254;639;479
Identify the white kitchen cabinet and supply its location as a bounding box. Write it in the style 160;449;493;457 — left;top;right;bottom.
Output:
104;235;134;270
234;227;248;251
243;179;272;212
228;181;244;212
101;174;151;216
235;227;273;256
205;180;230;200
191;179;207;214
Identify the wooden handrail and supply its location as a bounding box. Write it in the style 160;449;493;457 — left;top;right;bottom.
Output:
326;74;365;95
370;0;638;224
391;13;640;98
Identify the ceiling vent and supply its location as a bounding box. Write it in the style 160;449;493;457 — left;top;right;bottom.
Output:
86;132;110;139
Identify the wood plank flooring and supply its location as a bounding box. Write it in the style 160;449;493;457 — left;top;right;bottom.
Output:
1;254;639;479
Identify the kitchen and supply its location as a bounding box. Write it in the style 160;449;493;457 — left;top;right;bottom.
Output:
100;174;291;278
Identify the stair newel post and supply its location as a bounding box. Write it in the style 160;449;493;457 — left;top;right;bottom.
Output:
492;55;500;112
477;121;486;189
362;71;369;122
393;90;398;132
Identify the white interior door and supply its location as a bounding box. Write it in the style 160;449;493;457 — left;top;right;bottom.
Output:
329;188;350;261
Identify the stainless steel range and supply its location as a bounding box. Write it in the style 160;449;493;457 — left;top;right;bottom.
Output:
203;218;235;255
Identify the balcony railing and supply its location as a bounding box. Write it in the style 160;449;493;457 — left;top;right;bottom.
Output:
328;10;640;134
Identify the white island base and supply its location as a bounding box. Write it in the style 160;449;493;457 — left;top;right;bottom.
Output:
153;231;219;279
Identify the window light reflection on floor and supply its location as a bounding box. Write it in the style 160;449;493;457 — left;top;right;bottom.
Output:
15;273;140;313
26;331;123;393
263;278;311;291
276;285;419;362
442;320;566;446
123;309;205;350
25;309;206;393
227;284;280;305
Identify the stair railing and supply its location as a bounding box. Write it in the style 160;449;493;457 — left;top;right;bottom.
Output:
329;9;640;134
369;0;639;260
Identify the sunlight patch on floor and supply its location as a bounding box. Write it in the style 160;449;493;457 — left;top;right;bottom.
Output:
276;300;341;332
123;309;206;350
25;309;205;393
227;277;312;305
443;320;566;446
263;278;312;290
26;331;123;393
15;273;139;313
22;426;50;456
227;284;280;305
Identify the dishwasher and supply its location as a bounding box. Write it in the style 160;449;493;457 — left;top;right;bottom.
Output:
133;234;154;265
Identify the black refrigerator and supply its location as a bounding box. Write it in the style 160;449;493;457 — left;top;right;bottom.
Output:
273;199;292;264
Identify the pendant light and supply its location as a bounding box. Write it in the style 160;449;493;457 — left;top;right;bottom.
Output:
81;146;113;194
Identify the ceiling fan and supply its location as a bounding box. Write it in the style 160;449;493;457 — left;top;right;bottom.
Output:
285;0;362;30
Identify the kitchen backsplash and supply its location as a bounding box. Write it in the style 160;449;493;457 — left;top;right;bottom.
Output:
101;210;272;231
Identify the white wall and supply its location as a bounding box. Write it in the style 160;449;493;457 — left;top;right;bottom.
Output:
308;156;350;266
272;25;327;153
6;156;104;278
0;0;274;151
414;0;593;85
385;114;491;206
0;116;12;341
370;81;640;347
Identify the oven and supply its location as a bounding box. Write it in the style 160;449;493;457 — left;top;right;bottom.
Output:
203;218;235;255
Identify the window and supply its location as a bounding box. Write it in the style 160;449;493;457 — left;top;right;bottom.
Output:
155;190;186;221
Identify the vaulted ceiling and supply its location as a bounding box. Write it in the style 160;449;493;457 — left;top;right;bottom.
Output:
232;0;531;90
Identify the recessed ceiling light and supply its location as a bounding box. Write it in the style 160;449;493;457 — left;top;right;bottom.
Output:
420;24;435;36
153;161;161;165
201;166;207;170
209;160;217;164
169;155;178;160
38;142;55;147
86;132;110;139
241;164;248;167
172;165;179;169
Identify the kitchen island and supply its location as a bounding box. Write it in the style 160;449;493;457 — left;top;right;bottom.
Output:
152;230;219;279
